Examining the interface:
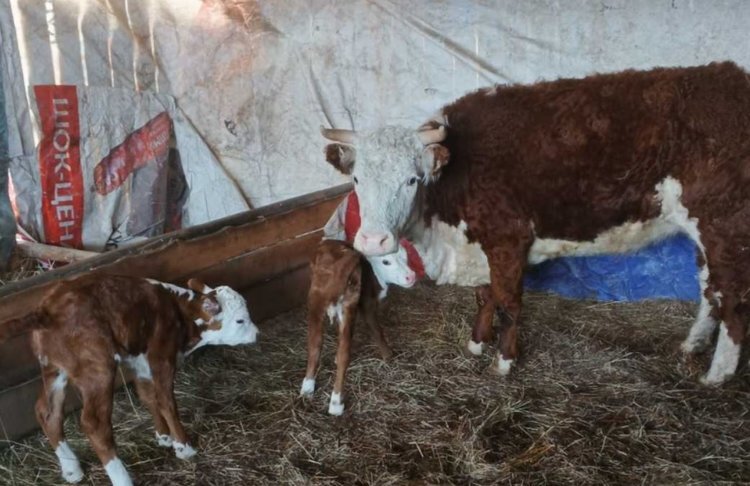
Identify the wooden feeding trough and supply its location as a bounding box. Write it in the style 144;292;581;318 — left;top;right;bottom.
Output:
0;184;349;441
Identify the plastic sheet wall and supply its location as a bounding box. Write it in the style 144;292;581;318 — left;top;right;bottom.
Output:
2;0;748;298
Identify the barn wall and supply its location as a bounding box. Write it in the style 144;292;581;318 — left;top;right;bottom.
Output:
1;1;748;212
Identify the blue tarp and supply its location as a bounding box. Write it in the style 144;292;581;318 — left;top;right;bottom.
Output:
523;234;700;302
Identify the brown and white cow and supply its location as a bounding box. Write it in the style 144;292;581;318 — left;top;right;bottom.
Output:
0;275;258;486
321;61;750;385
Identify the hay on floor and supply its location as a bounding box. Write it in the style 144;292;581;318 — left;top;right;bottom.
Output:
1;283;749;485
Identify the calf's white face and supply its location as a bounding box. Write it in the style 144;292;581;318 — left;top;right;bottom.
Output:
368;243;416;288
323;125;449;256
187;280;259;350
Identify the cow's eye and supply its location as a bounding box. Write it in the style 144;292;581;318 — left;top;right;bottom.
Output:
236;319;245;324
407;176;418;186
353;176;359;184
382;260;391;266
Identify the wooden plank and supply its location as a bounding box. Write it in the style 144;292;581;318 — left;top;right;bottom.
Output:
0;184;348;324
187;230;321;289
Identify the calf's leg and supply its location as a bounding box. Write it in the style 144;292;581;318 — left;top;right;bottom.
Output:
361;294;392;361
134;378;173;447
301;298;326;396
77;369;133;486
150;360;195;459
36;365;83;484
329;303;356;416
681;258;718;354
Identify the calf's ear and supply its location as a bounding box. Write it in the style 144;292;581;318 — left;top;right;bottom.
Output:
188;278;211;294
201;297;221;316
419;144;450;180
325;144;356;175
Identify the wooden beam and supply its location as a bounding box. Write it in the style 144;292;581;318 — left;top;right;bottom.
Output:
15;240;100;263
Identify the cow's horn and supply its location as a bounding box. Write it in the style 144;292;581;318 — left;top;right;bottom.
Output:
417;125;447;145
320;126;356;144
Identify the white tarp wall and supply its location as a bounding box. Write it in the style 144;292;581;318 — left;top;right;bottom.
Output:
1;0;749;250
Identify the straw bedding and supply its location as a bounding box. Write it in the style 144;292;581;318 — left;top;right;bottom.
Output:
1;283;749;485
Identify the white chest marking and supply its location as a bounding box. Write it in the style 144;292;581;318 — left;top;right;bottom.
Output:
121;354;152;381
417;219;490;286
326;297;345;327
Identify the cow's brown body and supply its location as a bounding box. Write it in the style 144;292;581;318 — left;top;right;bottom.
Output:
425;62;750;379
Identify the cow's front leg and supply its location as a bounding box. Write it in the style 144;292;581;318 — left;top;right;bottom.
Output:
484;237;530;377
467;286;494;356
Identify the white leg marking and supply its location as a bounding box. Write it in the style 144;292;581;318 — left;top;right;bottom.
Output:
467;340;485;356
173;441;197;460
681;265;717;354
55;441;83;483
155;431;173;447
123;354;152;380
701;322;740;385
103;457;133;486
328;391;344;416
300;377;316;396
494;354;514;376
51;371;68;392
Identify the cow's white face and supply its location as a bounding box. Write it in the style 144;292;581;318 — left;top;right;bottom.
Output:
368;243;416;288
324;126;449;256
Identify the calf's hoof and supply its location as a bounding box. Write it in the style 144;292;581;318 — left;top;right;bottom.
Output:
700;369;734;386
155;432;174;447
328;391;345;416
300;377;316;396
61;467;84;484
466;340;485;356
378;346;394;362
173;442;197;460
489;354;514;377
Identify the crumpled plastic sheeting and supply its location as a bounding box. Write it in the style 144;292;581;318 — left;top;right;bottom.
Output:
1;0;743;298
524;234;700;302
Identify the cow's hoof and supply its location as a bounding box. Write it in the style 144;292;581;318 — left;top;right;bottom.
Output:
466;340;485;356
155;432;173;447
700;370;732;386
300;377;316;396
173;442;197;460
328;391;344;416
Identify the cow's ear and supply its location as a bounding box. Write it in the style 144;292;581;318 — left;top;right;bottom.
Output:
419;144;450;180
325;143;356;175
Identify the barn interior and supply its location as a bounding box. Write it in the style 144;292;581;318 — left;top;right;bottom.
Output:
1;1;750;484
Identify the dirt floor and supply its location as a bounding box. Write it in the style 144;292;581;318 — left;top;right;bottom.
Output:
1;283;750;485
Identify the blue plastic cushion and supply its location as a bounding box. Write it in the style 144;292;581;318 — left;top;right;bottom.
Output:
523;234;700;302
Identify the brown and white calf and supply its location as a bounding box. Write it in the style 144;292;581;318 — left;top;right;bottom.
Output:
0;275;258;486
321;61;750;385
301;239;416;415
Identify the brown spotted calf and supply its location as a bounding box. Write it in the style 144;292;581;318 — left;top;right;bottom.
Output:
0;275;257;486
301;239;416;415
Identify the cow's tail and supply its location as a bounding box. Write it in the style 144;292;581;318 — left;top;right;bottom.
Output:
0;311;48;342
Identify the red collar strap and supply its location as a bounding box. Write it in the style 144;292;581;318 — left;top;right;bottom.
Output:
344;191;360;244
400;238;425;280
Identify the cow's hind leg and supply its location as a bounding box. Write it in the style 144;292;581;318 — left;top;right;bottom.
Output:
36;365;84;484
681;259;718;354
701;294;749;385
698;217;750;385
